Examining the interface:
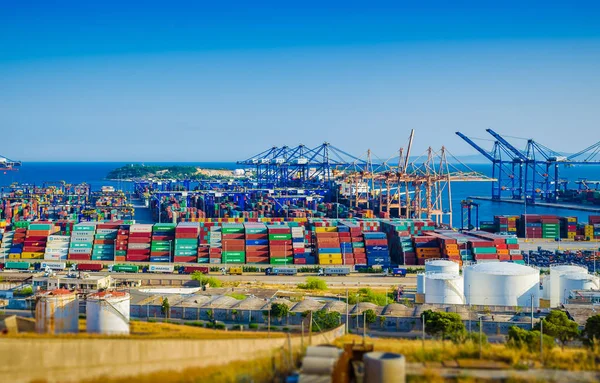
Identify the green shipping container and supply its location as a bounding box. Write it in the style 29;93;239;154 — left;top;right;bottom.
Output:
151;246;171;252
269;257;294;265
28;224;53;231
222;251;245;257
5;261;29;270
153;224;177;231
471;247;496;254
269;234;292;240
111;264;140;273
152;241;172;246
71;242;93;248
95;234;117;240
175;244;197;250
174;250;197;256
116;250;127;256
174;238;198;245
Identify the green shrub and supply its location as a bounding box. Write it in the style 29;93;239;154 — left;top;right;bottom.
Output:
184;321;204;327
347;288;393;306
507;326;555;353
148;318;157;323
192;272;223;287
283;327;290;332
298;277;328;290
214;323;226;330
227;293;247;300
249;323;259;330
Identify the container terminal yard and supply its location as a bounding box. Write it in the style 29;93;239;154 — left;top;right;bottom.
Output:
2;136;600;383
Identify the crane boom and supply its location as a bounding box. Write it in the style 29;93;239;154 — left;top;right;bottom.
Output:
485;129;527;161
455;132;495;162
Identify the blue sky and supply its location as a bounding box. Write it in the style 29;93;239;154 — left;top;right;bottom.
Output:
1;1;599;161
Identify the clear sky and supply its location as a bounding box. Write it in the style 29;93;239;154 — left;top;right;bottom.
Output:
1;1;599;162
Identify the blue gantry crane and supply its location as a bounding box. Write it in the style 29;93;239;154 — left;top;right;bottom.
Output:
457;129;600;203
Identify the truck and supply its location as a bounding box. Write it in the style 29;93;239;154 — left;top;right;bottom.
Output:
4;261;30;271
178;266;209;275
77;263;103;272
40;262;66;271
108;264;140;273
384;267;407;277
265;267;297;276
318;267;350;276
147;264;175;273
226;266;243;275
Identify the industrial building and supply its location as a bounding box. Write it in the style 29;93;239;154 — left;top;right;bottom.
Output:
32;274;112;293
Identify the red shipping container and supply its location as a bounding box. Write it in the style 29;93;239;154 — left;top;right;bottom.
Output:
222;245;245;252
126;255;150;262
270;245;292;252
152;235;175;241
69;254;91;260
268;227;291;234
246;245;269;252
173;256;197;263
222;239;245;246
129;232;152;238
127;249;151;255
270;240;292;246
175;227;199;234
247;256;270;263
175;232;198;239
150;251;170;257
337;232;351;238
129;237;151;243
270;251;292;257
245;234;268;240
293;258;307;265
222;233;245;240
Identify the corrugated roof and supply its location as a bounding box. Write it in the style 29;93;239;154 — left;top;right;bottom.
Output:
350;302;381;315
87;291;129;299
202;295;238;309
232;297;267;310
323;301;351;314
381;303;411;316
291;299;326;313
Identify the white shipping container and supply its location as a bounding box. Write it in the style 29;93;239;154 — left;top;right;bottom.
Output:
509;250;521;255
71;236;94;242
45;248;69;256
41;261;67;270
130;224;153;233
47;235;71;243
149;264;175;273
69;248;92;254
44;254;68;261
127;243;151;250
96;229;118;234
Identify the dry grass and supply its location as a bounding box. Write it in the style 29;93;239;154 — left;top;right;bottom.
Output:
6;319;284;340
77;351;293;383
334;335;600;372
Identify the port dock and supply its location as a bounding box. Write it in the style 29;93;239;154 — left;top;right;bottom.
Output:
469;196;600;213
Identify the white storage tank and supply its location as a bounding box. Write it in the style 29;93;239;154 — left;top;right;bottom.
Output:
35;289;79;334
424;272;464;304
86;291;130;335
560;273;600;305
416;273;426;294
464;262;539;307
425;259;460;275
550;264;588;307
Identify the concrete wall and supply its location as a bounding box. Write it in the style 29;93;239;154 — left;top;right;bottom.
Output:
0;326;345;383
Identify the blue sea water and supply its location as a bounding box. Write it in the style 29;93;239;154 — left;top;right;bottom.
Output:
1;162;599;225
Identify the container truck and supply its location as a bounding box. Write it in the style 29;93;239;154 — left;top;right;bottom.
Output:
108;264;140;273
147;264;175;273
178;266;209;275
265;267;297;276
40;262;66;271
4;261;30;271
318;267;350;276
77;263;103;272
225;266;243;275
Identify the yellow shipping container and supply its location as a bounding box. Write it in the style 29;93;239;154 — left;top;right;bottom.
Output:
318;259;343;265
315;227;338;233
318;254;343;260
8;253;21;259
21;252;44;259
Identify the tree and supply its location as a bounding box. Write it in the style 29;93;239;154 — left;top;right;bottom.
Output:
161;298;170;318
422;310;466;341
191;272;222;288
298;277;328;290
508;326;555;353
270;303;289;320
310;310;342;332
582;314;600;346
364;309;377;325
534;311;579;348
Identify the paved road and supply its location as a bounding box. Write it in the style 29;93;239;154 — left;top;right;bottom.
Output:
107;272;417;287
519;240;599;252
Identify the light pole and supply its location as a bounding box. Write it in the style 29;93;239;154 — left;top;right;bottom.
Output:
468;284;472;332
479;316;483;359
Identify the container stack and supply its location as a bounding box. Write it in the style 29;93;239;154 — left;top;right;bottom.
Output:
268;225;293;265
174;222;200;263
469;238;497;263
127;224;152;262
337;225;354;266
364;232;390;267
560;217;577;240
69;223;96;261
150;223;176;262
519;215;542;239
9;227;26;260
44;234;70;261
341;221;366;266
589;216;600;239
494;216;518;234
23;223;54;260
1;230;14;261
541;216;560;239
115;225;129;262
314;227;342;265
92;223;118;261
291;226;307;265
208;226;222;264
221;223;245;264
245;223;269;264
413;236;441;265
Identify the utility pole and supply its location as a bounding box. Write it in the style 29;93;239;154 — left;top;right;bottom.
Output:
309;310;313;346
421;313;425;350
540;319;544;364
363;312;366;343
345;289;349;334
479;316;483;359
531;294;534;330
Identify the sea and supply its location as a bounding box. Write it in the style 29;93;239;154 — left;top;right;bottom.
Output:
1;162;599;225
